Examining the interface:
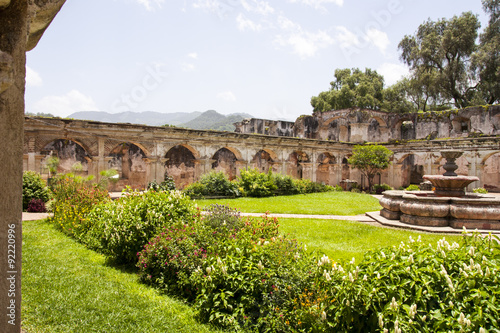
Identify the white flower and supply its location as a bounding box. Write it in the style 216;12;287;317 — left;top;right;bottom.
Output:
469;247;475;257
380;251;386;259
479;328;486;333
408;254;414;264
409;304;417;318
485;267;491;277
206;266;212;274
257;261;264;270
422;315;427;321
217;257;222;265
458;312;466;326
349;272;354;282
221;266;227;275
363;274;368;281
390;297;398;310
350;257;355;265
377;272;381;279
378;314;384;328
321;311;327;321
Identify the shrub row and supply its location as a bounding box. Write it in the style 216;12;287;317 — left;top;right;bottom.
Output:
22;171;51;212
184;169;339;198
49;176;499;332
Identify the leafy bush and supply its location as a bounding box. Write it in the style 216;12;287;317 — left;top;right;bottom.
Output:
405;184;420;191
473;187;489;194
50;173;110;239
294;178;333;194
373;183;393;194
273;173;299;195
26;198;46;213
333;184;344;192
147;176;176;192
238;168;276;197
184;171;239;198
86;190;198;263
22;171;51;211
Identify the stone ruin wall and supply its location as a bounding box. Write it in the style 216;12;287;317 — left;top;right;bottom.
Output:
24;106;500;192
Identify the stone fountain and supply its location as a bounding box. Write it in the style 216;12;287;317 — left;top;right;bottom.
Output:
379;150;500;230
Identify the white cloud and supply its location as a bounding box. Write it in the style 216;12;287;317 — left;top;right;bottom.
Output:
192;0;222;12
236;14;263;31
26;66;42;87
181;62;195;72
276;30;334;58
33;90;99;117
277;15;300;31
135;0;164;11
188;52;198;59
335;26;360;49
217;91;236;101
241;0;275;15
288;0;343;10
377;63;409;86
364;28;390;55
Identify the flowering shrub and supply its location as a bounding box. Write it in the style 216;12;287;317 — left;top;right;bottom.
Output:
86;190;198;263
50;174;110;239
26;198;46;213
306;231;500;333
22;171;51;211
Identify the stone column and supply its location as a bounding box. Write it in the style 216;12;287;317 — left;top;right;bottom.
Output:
0;3;28;331
235;160;248;177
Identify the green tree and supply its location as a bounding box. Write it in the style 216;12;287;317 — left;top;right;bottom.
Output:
473;0;500;104
311;68;384;112
348;145;393;193
399;12;481;109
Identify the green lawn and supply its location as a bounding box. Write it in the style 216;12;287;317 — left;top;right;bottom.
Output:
22;219;221;333
278;218;462;263
193;191;382;215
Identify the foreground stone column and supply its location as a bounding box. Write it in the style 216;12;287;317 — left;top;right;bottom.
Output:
0;2;28;331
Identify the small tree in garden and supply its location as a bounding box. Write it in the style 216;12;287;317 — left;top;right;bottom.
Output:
348;144;393;193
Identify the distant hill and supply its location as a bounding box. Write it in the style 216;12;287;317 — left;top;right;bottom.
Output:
180;110;253;131
68;111;202;126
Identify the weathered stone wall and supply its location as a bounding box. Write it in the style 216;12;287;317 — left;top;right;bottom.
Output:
24;116;500;192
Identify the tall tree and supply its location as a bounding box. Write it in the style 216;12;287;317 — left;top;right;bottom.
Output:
473;0;500;104
310;68;384;112
399;12;481;109
348;145;393;193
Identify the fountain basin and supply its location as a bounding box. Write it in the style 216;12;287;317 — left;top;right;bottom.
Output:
423;175;479;197
379;190;500;230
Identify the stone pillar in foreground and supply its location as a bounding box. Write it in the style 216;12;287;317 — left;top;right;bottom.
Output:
1;1;66;332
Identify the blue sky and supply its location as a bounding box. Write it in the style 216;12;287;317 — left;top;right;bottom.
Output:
25;0;487;121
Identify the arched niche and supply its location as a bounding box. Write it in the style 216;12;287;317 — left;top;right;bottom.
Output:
165;145;197;189
108;143;147;189
212;147;238;180
41;139;91;175
482;151;500;192
316;152;336;185
341;157;350;180
287;151;310;179
399;154;425;187
251;149;277;173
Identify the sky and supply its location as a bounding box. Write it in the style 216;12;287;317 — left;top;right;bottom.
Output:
25;0;488;121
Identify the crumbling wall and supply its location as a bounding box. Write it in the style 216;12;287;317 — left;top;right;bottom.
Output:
165;145;195;189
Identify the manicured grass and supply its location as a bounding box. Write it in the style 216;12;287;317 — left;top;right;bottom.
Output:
193;191;382;215
22;219;221;333
278;218;462;263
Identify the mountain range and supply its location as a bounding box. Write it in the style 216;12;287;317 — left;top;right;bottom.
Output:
67;110;253;131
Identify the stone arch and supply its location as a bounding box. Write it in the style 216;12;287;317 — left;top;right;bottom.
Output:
165;144;198;189
398;153;425;187
321;116;350;141
341;156;350;180
251;149;277;173
212;147;238;180
41;138;91;175
481;151;500;192
108;143;148;190
287;151;310;179
316;152;336;185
